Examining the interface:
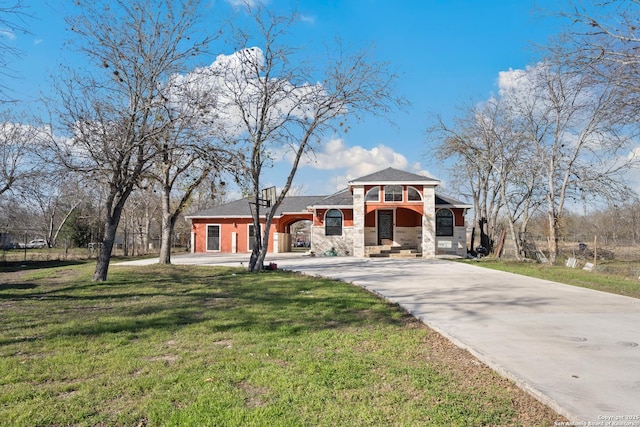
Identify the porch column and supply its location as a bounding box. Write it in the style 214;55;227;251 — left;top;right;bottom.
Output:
353;186;365;257
422;186;436;259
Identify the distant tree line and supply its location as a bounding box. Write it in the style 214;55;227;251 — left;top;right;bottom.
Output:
429;1;640;264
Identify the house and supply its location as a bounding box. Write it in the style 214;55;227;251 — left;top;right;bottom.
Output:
186;167;471;258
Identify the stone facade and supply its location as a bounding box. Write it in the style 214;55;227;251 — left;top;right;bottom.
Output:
422;186;436;258
352;187;365;257
311;225;354;256
435;225;467;257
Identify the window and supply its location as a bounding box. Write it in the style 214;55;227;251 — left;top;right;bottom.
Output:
365;186;380;202
407;186;422;201
384;185;403;202
206;225;220;251
325;209;343;236
436;209;454;236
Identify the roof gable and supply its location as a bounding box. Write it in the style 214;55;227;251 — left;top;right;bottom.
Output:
350;167;439;185
435;193;472;208
310;188;353;208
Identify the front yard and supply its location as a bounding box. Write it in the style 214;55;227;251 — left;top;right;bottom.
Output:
0;262;563;426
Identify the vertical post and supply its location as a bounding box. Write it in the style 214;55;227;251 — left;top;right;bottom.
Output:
422;186;436;259
352;186;365;257
593;235;597;268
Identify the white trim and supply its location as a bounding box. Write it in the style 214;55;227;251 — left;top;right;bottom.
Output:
365;186;380;202
206;224;221;252
186;215;254;220
384;185;403;202
312;205;351;209
435;203;472;209
351;180;440;186
407;186;423;202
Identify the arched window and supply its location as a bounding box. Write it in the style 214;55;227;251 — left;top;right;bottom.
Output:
365;186;379;202
384;185;403;202
325;209;343;236
407;186;422;201
436;209;454;236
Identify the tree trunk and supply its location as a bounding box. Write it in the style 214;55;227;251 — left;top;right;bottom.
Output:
479;217;491;252
143;203;151;254
159;188;172;264
249;246;260;271
92;214;120;281
506;220;522;260
248;190;262;272
256;227;270;270
158;217;174;264
158;224;172;264
547;210;559;265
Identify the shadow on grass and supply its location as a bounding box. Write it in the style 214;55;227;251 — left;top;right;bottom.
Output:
0;260;91;273
0;283;39;290
1;266;406;346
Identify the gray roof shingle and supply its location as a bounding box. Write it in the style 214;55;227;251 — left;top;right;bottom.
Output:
186;195;323;218
309;188;353;207
435;193;472;208
350;167;439;184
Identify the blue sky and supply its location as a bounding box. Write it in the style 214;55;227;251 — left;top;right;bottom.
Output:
4;0;566;198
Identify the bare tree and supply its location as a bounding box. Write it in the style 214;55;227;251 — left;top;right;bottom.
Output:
51;0;212;281
429;103;504;255
186;6;404;271
149;80;234;264
0;1;29;101
504;61;638;264
120;186;158;256
0;114;42;198
429;56;636;264
473;97;546;259
18;171;84;247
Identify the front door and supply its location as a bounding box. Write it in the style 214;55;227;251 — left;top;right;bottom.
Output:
378;210;393;245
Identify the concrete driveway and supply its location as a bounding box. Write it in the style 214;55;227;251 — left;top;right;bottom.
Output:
118;253;640;423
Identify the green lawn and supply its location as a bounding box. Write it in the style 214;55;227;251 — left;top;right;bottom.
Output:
469;258;640;299
0;262;562;426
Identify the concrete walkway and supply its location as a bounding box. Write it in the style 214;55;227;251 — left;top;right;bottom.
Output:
117;253;640;423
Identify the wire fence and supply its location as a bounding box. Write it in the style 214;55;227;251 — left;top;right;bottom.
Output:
0;229;189;263
496;232;640;278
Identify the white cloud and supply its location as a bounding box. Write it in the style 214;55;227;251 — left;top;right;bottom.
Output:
170;47;433;193
297;13;315;24
278;137;431;190
0;29;16;41
169;46;330;138
225;0;265;8
628;146;640;161
303;138;408;174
